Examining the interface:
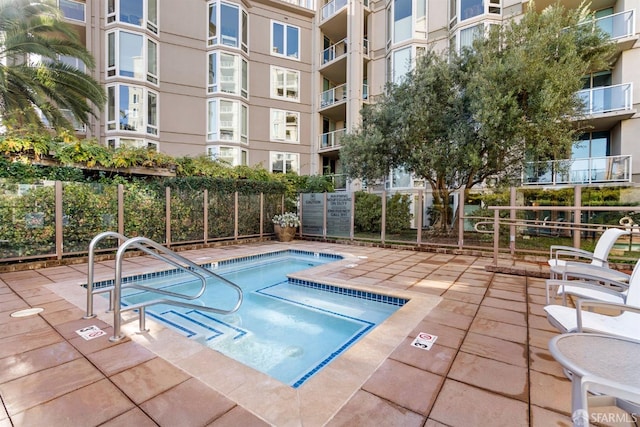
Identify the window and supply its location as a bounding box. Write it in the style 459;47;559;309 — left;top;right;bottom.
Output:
107;30;158;84
208;52;248;98
59;54;85;73
271;66;299;101
106;84;158;135
394;0;412;43
208;1;248;52
59;0;85;22
574;132;609;159
107;137;158;151
458;23;483;52
107;0;158;33
460;0;483;21
272;21;299;59
207;146;248;166
392;47;411;84
207;98;248;143
271;110;300;142
270;152;299;174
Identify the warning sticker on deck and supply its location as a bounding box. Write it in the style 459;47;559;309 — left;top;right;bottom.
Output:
75;325;107;341
410;332;438;351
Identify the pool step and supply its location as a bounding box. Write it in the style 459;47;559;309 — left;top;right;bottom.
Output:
151;309;247;342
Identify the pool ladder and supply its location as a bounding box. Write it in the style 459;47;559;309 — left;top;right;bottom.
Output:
84;232;243;342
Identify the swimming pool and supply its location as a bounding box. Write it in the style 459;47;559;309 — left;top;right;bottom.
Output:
104;250;407;387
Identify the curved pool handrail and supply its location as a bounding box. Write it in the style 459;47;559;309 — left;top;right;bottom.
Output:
85;231;129;319
110;236;243;342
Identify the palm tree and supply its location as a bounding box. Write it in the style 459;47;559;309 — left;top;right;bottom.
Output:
0;0;105;131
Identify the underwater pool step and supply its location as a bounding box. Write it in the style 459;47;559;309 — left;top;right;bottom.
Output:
152;308;247;341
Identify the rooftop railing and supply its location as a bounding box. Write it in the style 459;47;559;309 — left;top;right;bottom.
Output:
523;154;632;185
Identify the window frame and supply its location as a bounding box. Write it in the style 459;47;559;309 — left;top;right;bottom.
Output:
207;51;248;99
270;152;300;174
271;20;300;60
270;109;300;143
206;145;248;166
207;1;248;53
270;66;300;102
106;0;158;34
106;83;159;136
206;98;249;143
106;29;159;85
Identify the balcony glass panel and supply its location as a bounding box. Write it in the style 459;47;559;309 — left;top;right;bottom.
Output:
578;83;633;115
523;155;631;185
321;0;347;21
595;10;635;40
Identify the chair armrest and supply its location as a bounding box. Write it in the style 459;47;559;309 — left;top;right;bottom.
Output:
554;250;608;267
576;300;640;332
545;279;627;305
549;245;593;258
559;262;630;283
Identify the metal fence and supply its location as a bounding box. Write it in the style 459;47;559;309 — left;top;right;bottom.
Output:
0;180;284;262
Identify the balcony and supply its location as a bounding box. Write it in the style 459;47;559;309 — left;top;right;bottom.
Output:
594;10;635;41
319;128;346;152
363;38;369;57
278;0;315;10
577;83;635;128
321;39;347;65
523;155;632;186
320;84;347;108
58;0;85;22
321;0;347;21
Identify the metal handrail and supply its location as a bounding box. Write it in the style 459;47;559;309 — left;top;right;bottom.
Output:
83;233;243;341
110;236;243;341
84;231;129;319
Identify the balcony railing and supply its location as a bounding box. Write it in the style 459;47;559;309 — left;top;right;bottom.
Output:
523;155;632;185
322;39;347;65
278;0;315;10
321;0;348;21
363;38;369;56
584;10;635;41
320;84;347;108
319;128;346;150
363;84;369;100
58;0;85;22
578;83;633;115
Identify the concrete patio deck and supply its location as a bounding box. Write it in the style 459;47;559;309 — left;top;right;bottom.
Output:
0;241;631;426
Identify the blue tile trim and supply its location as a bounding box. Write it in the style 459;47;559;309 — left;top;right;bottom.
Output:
85;249;343;290
287;278;409;307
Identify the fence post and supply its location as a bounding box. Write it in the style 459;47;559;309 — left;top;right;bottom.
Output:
259;193;264;237
117;184;124;236
381;191;386;244
457;187;464;250
417;190;423;245
55;181;63;260
165;187;171;247
573;185;582;249
203;189;208;244
493;208;500;266
234;192;239;240
510;186;516;255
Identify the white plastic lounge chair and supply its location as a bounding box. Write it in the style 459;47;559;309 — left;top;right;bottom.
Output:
545;258;635;305
544;259;640;341
548;228;630;279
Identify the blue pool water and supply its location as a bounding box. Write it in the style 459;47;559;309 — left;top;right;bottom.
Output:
112;250;406;387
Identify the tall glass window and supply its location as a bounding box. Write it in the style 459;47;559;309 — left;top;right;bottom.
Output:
208;1;247;51
107;30;159;84
394;0;412;43
208;52;248;98
392;47;411;84
106;84;158;136
271;67;299;101
271;110;300;142
207;146;247;166
460;0;483;21
107;0;157;33
272;21;300;59
207;99;248;143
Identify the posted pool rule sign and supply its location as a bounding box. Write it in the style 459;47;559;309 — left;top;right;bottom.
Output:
411;332;438;351
75;325;107;340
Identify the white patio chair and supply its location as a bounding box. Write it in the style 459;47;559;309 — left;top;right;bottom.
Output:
544;256;636;305
548;227;630;279
544;258;640;341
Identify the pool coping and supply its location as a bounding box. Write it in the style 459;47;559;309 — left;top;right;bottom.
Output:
46;244;442;426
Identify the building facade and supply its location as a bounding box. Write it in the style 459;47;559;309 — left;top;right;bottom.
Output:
57;0;639;187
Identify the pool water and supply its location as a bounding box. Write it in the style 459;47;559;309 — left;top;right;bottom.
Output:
118;250;406;387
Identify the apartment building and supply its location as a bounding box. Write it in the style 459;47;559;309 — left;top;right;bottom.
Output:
57;0;639;188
